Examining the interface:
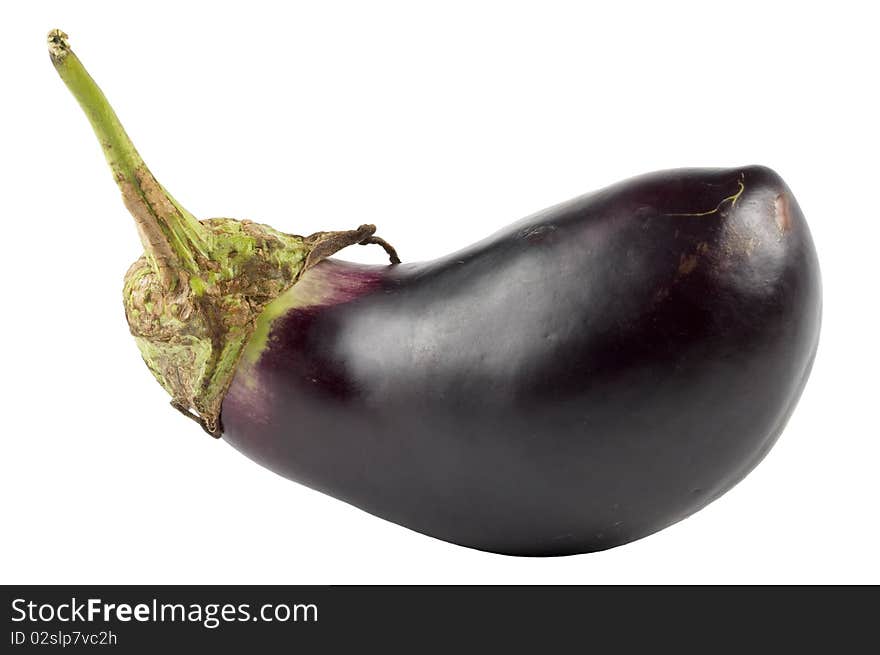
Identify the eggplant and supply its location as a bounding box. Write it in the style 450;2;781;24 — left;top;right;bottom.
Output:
51;30;821;556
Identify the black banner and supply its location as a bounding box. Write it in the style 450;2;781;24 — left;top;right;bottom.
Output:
1;586;875;651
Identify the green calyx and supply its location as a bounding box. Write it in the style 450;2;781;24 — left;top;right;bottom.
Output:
49;30;399;436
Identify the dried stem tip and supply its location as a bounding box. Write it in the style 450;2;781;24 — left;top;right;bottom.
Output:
48;29;70;63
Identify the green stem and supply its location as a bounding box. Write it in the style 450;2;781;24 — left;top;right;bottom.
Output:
48;29;211;289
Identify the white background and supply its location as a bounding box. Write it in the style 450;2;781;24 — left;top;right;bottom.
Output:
2;2;877;584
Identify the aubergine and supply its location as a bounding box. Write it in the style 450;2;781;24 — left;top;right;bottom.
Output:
50;30;821;556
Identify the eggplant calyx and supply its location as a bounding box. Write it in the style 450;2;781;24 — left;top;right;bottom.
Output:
123;220;389;436
49;30;399;436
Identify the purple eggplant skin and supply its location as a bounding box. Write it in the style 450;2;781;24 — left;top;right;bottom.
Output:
222;165;821;556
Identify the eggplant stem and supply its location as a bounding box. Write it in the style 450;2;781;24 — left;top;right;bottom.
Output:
50;29;403;434
48;29;211;290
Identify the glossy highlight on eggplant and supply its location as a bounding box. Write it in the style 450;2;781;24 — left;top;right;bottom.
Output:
51;30;821;556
